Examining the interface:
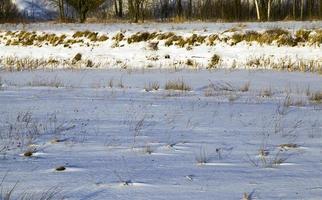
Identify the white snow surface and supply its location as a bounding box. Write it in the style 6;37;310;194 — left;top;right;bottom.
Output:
0;68;322;199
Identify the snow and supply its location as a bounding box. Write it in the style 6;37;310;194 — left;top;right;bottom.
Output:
0;22;322;199
0;68;322;199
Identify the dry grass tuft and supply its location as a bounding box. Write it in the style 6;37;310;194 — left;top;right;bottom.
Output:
309;91;322;103
164;79;191;91
144;81;160;92
207;54;221;69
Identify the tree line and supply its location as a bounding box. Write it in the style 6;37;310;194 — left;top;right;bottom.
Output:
0;0;21;22
1;0;322;23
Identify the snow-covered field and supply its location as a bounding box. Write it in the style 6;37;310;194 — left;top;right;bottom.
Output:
0;22;322;200
0;68;322;199
0;22;321;72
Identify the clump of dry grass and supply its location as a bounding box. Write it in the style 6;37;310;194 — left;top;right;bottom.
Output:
1;56;51;71
72;53;82;64
195;147;210;165
157;32;175;40
27;77;64;88
279;143;298;149
283;95;305;107
164;79;191;91
309;91;322;103
186;59;194;66
295;29;312;43
73;30;92;38
308;30;322;45
248;147;288;168
207;54;221;69
97;34;109;42
113;32;125;42
204;81;236;97
0;77;3;89
239;81;250;92
164;35;183;46
127;32;158;44
143;144;154;154
144;81;160;92
185;34;207;46
146;41;159;51
0;175;62;200
231;31;261;45
207;34;219;46
231;28;297;46
260;87;273;97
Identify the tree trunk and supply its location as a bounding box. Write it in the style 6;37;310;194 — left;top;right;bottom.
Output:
188;0;192;19
320;0;322;19
118;0;123;17
80;11;86;23
300;0;304;20
135;0;139;22
267;0;271;21
254;0;261;21
293;0;296;20
61;0;65;20
176;0;183;18
114;0;118;17
128;0;135;21
141;1;144;22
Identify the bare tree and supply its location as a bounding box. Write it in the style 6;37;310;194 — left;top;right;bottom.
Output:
0;0;20;22
66;0;104;22
49;0;66;21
